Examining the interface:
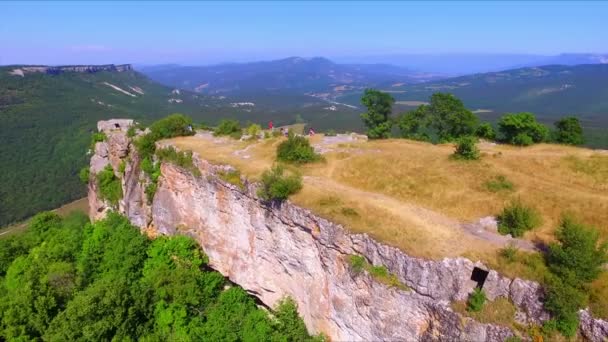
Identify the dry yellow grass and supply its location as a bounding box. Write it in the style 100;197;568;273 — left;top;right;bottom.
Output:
167;133;608;266
451;297;518;328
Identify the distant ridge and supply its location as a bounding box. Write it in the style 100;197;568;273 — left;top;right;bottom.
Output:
8;64;132;75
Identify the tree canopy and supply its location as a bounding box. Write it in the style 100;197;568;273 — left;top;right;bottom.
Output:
0;211;321;341
498;112;549;146
554;117;584;145
397;93;479;142
360;89;395;139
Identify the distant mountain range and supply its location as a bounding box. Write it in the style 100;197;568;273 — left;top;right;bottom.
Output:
139;57;443;96
333;53;608;75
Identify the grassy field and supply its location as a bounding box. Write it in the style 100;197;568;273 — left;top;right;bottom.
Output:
0;198;89;239
168;132;608;310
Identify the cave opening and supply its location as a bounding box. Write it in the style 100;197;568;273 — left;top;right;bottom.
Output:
471;267;489;289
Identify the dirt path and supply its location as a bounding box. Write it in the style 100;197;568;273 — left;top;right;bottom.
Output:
304;176;536;252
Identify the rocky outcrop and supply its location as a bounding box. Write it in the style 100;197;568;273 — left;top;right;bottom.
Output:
88;120;608;341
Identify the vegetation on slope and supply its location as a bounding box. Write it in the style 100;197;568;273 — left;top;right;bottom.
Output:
0;211;321;341
0;67;359;227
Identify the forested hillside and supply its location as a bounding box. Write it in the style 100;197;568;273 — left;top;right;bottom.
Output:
0;211;320;340
0;66;358;226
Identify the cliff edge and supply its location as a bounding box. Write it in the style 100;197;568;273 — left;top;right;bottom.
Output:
88;120;608;341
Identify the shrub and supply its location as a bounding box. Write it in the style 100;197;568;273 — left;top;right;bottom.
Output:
543;276;586;337
475;123;496;140
126;126;136;138
79;167;90;184
546;216;608;286
118;160;126;175
214;119;242;138
500;244;519;263
257;165;303;201
341;207;359;217
134;114;194;159
145;183;157;204
149;113;194;140
325;129;337;137
245;123;262;138
484;175;514;192
497;200;541;237
218;169;245;190
554;117;584;145
348;255;366;274
90;131;107;149
466;288;486;312
453;136;480;160
498;112;549;146
156;146;200;177
512;133;534;146
276;134;321;164
96;165;122;206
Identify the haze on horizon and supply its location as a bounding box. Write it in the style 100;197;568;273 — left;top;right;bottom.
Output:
1;1;607;69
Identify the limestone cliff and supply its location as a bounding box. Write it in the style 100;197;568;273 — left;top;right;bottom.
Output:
88;120;608;341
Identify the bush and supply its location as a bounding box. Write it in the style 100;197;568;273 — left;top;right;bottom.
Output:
149;113;194;140
276;134;321;164
257;165;303;201
554;117;584;146
325;129;337;137
512;132;534;146
497;200;541;237
348;255;366;274
500;243;519;263
134;114;194;159
475;123;496;140
90;131;107;149
544;276;586;337
484;175;514;192
79;167;90;184
118;160;126;175
466;288;486;312
214;119;242;138
547;216;608;286
126;126;136;138
218;169;245;190
145;183;157;204
498;112;549;146
245;123;262;138
156;146;200;177
96;165;122;206
453;136;480;160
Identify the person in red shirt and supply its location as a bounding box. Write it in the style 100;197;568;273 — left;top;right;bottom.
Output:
268;121;273;131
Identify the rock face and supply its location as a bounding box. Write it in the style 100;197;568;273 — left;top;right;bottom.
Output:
88;122;608;341
11;64;132;76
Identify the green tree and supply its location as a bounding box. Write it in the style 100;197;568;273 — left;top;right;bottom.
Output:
498;112;549;146
546;216;608;286
360;89;395;139
475;122;496;140
554;117;584;145
426;93;479;141
397;106;430;141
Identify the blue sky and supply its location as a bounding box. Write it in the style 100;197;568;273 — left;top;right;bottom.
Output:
1;1;607;65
